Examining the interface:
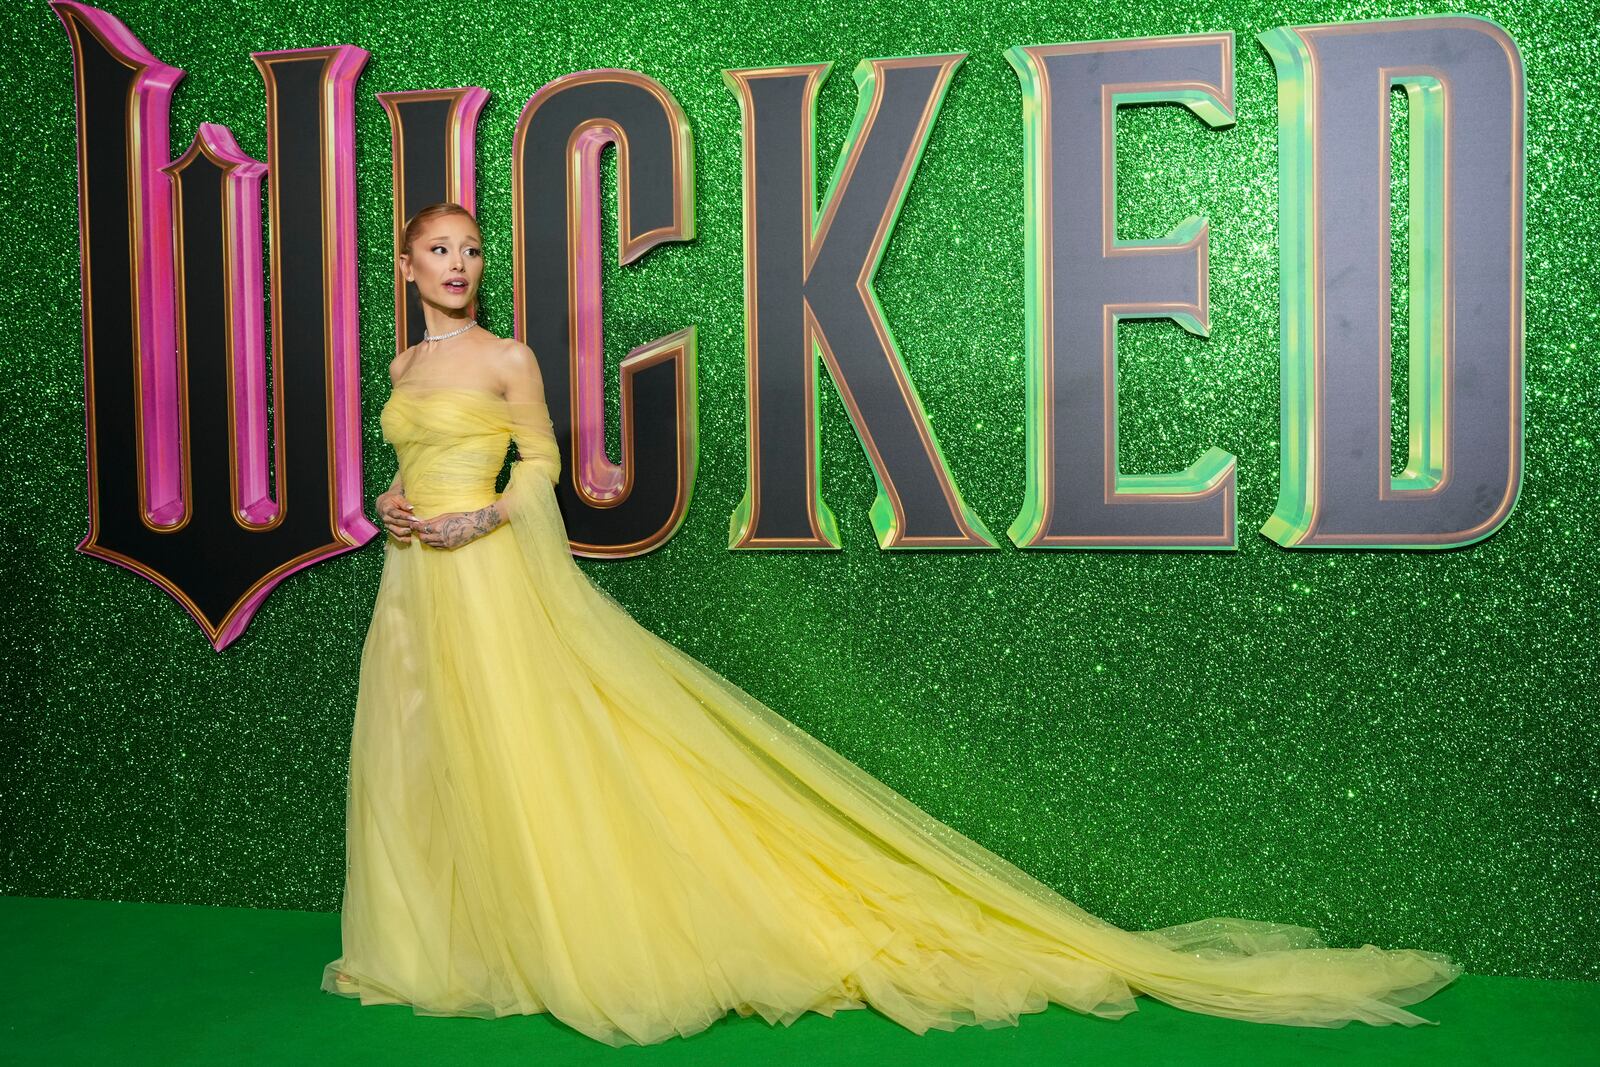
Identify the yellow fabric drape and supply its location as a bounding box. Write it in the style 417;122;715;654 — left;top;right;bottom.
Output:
323;386;1462;1047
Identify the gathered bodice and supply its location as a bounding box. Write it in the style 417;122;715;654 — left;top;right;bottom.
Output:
381;385;561;515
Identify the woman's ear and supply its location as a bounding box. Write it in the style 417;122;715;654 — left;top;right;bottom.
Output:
399;251;414;283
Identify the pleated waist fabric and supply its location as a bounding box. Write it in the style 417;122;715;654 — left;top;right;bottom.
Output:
380;383;562;520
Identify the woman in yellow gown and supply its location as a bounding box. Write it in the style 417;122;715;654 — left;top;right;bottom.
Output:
320;203;1463;1046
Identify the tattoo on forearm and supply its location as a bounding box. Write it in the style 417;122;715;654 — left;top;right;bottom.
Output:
430;504;505;549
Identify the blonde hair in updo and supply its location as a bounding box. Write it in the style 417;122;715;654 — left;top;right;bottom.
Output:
400;201;480;255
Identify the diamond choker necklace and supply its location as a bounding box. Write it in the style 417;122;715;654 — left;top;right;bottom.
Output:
423;319;477;343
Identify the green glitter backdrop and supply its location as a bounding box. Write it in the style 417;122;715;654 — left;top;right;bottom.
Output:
3;0;1596;982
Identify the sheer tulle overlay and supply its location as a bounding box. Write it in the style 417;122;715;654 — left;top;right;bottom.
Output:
321;384;1463;1046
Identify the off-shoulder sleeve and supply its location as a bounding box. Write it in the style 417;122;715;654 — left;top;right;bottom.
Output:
505;397;560;486
496;396;574;554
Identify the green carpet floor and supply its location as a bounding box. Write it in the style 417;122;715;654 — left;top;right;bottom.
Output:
3;896;1594;1065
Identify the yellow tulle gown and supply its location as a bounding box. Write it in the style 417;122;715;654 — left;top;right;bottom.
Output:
320;381;1464;1046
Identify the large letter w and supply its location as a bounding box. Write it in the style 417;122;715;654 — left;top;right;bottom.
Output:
55;1;375;649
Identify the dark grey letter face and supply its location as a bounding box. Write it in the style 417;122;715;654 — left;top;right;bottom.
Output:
1006;35;1239;550
724;57;996;551
1260;17;1525;548
513;71;697;558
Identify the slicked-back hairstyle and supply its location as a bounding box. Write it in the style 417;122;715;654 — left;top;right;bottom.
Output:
401;202;480;255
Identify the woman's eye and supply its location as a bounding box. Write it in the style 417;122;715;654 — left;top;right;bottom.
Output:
466;248;481;257
431;245;447;254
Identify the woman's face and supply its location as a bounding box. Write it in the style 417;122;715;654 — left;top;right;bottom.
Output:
401;214;484;313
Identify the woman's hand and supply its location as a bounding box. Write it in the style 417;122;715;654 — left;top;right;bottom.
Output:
376;489;415;541
411;502;507;550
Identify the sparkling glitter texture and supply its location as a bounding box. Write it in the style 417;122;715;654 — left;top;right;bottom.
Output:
3;0;1595;982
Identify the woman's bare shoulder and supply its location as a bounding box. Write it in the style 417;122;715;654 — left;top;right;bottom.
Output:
389;345;420;387
487;337;543;388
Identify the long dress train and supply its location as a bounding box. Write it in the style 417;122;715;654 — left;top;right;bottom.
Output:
319;381;1463;1047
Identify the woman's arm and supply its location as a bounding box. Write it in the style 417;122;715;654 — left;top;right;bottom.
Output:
412;501;506;549
497;341;557;517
